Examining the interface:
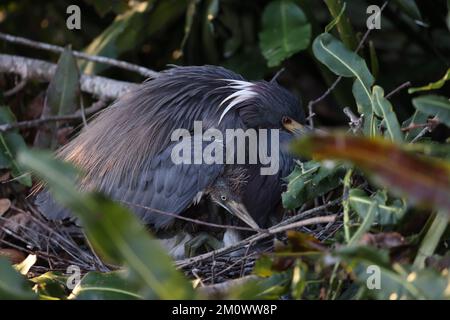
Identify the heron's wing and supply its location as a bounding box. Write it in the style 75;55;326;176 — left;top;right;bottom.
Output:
36;140;224;229
243;132;295;226
108;142;224;229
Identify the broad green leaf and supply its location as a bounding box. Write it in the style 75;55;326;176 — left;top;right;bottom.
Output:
18;150;195;300
282;160;344;209
335;246;450;299
335;245;391;270
0;258;36;300
348;202;377;245
259;0;311;67
408;68;450;94
349;188;406;225
312;33;375;136
371;86;403;142
412;95;450;127
403;110;429;141
0;106;31;186
36;47;81;149
70;271;142;300
291;133;450;213
46;47;80;117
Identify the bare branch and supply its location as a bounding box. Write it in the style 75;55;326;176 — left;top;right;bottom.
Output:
385;81;411;99
0;54;138;100
0;32;158;78
0;100;107;133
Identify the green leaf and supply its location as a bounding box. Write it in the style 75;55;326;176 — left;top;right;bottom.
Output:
18;149;195;300
335;246;450;299
335;245;391;270
412;95;450;127
36;47;81;149
324;2;346;33
408;69;450;94
349;188;406;225
259;0;311;67
0;106;31;186
348;202;377;245
282;160;344;209
291;133;450;213
46;47;81;117
70;271;143;300
0;258;36;300
371;86;403;142
312;33;375;136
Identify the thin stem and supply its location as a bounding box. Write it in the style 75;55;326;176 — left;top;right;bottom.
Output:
413;211;449;269
342;168;353;243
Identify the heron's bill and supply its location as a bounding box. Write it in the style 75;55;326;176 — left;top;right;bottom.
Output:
283;119;310;136
223;200;260;230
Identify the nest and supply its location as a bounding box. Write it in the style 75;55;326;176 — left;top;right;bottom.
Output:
0;195;342;284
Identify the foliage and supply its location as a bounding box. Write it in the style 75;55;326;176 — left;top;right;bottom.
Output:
0;0;450;301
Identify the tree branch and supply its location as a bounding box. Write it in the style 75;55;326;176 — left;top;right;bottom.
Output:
0;32;158;78
0;100;108;133
0;54;138;100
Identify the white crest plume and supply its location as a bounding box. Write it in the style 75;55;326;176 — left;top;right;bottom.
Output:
218;79;257;124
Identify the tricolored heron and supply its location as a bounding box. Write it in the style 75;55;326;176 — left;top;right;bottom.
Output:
35;65;304;243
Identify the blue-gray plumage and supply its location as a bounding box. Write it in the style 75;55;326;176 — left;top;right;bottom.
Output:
35;65;304;230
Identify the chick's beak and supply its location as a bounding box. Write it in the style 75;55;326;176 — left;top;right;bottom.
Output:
222;200;260;230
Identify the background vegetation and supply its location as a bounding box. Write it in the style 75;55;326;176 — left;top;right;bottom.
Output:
0;0;450;300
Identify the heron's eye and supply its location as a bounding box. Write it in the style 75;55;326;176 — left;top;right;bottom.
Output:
282;116;292;125
220;195;227;201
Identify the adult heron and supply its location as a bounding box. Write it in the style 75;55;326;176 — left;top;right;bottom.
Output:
35;65;304;234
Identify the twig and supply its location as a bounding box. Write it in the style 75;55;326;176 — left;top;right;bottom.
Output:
385;81;411;99
0;32;158;78
0;54;138;100
0;100;107;133
176;200;339;268
343;107;363;133
267;215;336;234
410;116;439;143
